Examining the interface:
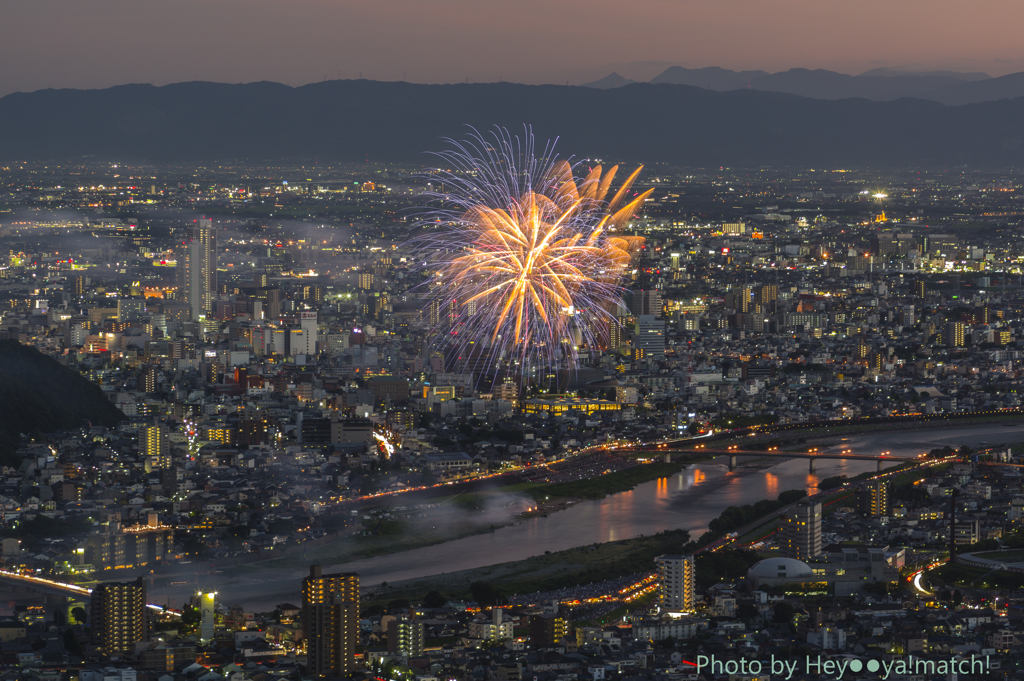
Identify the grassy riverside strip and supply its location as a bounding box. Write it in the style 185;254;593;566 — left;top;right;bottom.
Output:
248;460;695;570
525;461;688;502
361;529;694;609
697;412;1024;453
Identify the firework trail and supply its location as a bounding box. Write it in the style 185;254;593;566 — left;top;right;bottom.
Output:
413;126;650;384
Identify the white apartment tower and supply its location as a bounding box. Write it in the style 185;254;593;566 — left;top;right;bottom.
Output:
655;554;695;612
300;310;318;355
780;499;822;560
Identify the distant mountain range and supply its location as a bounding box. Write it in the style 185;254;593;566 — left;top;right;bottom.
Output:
3;79;1024;167
584;66;1024;105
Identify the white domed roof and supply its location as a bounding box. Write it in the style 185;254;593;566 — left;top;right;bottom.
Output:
747;558;815;579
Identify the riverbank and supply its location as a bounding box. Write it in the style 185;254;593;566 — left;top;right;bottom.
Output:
255;460;694;568
525;461;688;502
746;412;1024;448
361;528;692;608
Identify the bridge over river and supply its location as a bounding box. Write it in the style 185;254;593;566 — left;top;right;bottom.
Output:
672;447;919;472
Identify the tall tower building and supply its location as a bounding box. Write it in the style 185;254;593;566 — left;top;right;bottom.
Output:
176;218;217;321
91;577;148;656
303;566;359;678
655;554;695;612
780;499;822;560
199;591;215;644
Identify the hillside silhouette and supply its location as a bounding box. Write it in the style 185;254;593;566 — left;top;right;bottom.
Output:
3;79;1024;167
0;340;123;464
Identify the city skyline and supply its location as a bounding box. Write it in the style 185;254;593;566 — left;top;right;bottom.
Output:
1;0;1023;673
3;0;1024;97
0;159;1018;677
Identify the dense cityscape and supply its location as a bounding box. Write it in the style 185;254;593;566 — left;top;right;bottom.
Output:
1;159;1024;680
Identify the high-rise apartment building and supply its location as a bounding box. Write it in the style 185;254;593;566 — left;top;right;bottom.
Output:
68;274;86;296
143;424;170;471
176;219;217;321
303;566;359;678
608;317;624;350
654;554;695;612
858;480;890;518
387;615;425;657
528;613;568;647
427;299;441;327
736;286;752;313
302;284;324;303
945;321;966;347
91;576;148;656
142;366;159;394
780;499;822;560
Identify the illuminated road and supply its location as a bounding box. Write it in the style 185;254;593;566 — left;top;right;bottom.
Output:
908;559;946;596
0;569;91;596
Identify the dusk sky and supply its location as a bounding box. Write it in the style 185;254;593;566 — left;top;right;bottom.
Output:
3;0;1024;97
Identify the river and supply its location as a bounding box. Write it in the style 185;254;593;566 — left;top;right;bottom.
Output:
148;421;1024;610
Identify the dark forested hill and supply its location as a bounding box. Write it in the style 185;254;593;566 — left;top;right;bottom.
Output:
2;79;1024;167
0;340;123;464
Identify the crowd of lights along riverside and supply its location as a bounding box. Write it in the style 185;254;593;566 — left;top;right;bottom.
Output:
413;127;651;385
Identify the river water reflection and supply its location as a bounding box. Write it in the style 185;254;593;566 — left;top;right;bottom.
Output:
150;421;1024;609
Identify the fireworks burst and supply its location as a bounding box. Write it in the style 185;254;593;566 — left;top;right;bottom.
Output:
414;126;651;382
